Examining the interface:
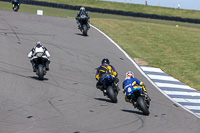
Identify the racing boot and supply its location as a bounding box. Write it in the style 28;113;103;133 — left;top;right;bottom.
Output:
33;66;36;72
30;60;36;72
103;89;107;96
114;77;120;92
96;82;103;90
87;23;90;28
125;96;130;102
45;60;50;71
78;23;81;29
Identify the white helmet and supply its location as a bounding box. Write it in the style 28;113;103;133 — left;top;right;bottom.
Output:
125;71;134;79
80;7;85;11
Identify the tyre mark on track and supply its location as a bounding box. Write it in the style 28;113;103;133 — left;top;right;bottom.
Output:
7;22;21;43
90;116;143;133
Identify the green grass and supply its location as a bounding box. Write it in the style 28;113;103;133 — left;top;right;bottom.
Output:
37;0;200;19
1;1;200;91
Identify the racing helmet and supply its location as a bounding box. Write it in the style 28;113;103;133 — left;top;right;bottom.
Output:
36;41;42;48
101;58;110;65
80;7;85;11
126;71;134;78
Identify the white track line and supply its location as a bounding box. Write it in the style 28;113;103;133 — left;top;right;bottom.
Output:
164;91;200;96
184;106;200;110
147;74;180;82
173;98;200;103
140;66;163;73
155;82;194;90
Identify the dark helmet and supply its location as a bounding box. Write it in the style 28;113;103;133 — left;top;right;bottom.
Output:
101;58;110;65
36;41;42;48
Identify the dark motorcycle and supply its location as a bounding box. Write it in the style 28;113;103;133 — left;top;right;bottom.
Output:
78;14;90;36
130;85;150;115
12;0;20;12
99;73;118;103
34;52;48;80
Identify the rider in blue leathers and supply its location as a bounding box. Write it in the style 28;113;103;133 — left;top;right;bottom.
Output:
122;71;148;103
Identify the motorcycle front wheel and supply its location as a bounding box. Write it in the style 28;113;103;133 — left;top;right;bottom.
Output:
82;24;87;36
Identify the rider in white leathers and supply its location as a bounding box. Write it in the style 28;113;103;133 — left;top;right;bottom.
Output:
28;42;50;72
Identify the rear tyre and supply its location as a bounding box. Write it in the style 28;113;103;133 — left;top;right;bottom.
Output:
82;24;87;36
137;96;149;115
38;64;44;80
13;5;19;12
107;86;117;103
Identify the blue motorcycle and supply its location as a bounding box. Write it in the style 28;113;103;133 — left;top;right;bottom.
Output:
130;85;150;115
100;73;118;103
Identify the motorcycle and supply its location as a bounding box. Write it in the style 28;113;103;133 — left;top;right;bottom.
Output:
78;14;90;36
130;85;150;115
12;0;20;12
99;73;118;103
34;52;48;80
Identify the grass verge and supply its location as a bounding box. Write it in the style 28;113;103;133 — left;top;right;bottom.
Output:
1;1;200;91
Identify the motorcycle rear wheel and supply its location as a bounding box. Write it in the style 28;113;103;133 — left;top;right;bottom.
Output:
137;96;149;115
107;86;118;103
13;5;19;12
38;64;44;80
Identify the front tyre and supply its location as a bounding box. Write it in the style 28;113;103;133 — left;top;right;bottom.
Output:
137;96;149;115
82;24;87;36
107;86;118;103
38;64;44;80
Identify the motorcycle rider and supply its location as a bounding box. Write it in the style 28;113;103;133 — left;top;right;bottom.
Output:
11;0;20;9
122;71;148;103
28;42;50;72
75;7;90;29
95;58;119;95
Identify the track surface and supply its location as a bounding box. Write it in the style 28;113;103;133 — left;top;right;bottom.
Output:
0;10;199;133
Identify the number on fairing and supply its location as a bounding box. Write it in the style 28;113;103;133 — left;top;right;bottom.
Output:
128;87;132;92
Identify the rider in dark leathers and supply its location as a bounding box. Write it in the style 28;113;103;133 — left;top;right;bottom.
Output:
75;7;90;29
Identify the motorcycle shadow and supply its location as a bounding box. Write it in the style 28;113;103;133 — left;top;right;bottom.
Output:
121;109;144;116
75;33;88;37
94;98;113;103
29;76;49;81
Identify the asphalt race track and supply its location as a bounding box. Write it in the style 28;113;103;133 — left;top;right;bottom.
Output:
0;10;200;133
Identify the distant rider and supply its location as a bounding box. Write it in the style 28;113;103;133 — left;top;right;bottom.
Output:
95;58;119;94
122;71;148;103
11;0;20;8
28;42;50;72
75;7;90;29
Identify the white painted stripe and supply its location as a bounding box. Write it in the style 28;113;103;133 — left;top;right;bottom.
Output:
196;113;200;116
140;66;163;73
155;82;194;90
164;91;200;96
185;106;200;110
147;74;180;82
173;98;200;103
